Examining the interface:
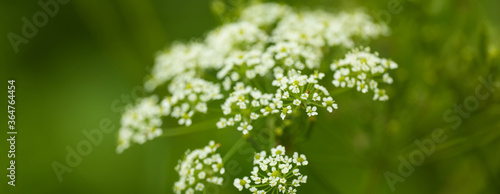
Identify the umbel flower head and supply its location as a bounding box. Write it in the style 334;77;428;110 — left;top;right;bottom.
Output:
234;145;308;194
116;96;165;153
174;141;225;194
117;3;398;152
331;47;398;101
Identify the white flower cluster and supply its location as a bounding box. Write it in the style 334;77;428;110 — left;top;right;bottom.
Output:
206;21;268;55
331;47;398;101
271;9;388;48
116;96;164;153
240;3;292;27
145;42;220;91
116;3;400;194
117;73;224;153
118;3;398;151
174;141;225;194
164;72;224;126
234;145;308;194
216;69;337;134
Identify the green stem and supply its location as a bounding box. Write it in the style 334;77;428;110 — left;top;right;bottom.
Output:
159;118;219;138
250;184;270;188
305;118;316;140
223;136;246;163
247;136;263;151
269;117;276;148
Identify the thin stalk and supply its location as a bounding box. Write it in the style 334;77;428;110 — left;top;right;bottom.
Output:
159;118;219;138
223;136;246;163
269;117;276;148
247;136;263;151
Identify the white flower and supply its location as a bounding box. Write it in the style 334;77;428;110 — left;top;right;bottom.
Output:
261;103;278;116
332;71;346;87
383;73;393;84
251;100;261;107
195;102;207;113
280;105;293;120
306;106;318;117
293;152;308;166
237;122;253;134
227;118;235;126
216;118;227;129
234;177;251;191
198;171;206;179
300;93;309;100
283;91;290;99
178;111;194;126
234;145;308;193
195;183;204;191
234;114;242;122
322;97;338;113
250;112;260;120
271;145;286;156
293;99;301;106
369;80;378;89
373;88;389;101
356;80;368;93
312;93;321;101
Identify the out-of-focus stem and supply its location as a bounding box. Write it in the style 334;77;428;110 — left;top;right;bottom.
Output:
159;118;219;138
222;136;246;163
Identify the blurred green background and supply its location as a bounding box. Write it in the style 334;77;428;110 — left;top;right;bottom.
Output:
1;0;500;193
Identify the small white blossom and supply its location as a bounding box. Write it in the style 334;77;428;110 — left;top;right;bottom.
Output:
280;105;293;120
271;145;286;156
237;122;253;134
293;152;308;166
322;97;338;113
216;118;227;129
250;112;260;120
234;177;251;191
300;93;309;100
373;88;389;101
178;110;194;126
195;183;204;191
306;106;318;117
235;114;242;122
383;73;393;84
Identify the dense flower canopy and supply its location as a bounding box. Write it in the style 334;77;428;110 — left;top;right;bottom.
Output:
116;3;397;153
